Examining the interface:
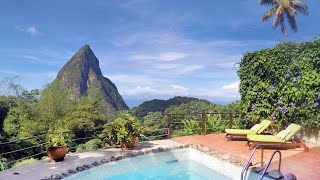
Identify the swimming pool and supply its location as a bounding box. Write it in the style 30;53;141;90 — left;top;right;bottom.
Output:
64;148;263;180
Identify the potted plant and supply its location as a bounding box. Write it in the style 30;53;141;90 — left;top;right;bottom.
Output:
47;131;68;162
100;112;145;150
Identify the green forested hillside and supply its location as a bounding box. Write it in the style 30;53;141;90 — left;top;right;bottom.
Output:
133;96;211;119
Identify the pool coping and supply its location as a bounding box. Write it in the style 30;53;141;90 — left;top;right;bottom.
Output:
44;143;248;180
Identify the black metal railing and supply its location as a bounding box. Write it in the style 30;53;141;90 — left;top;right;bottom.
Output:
166;112;243;138
0;111;243;170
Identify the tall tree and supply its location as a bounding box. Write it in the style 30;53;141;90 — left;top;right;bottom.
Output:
260;0;309;37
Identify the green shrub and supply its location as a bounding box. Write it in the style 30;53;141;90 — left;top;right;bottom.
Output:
76;139;102;152
99;111;145;146
205;114;227;133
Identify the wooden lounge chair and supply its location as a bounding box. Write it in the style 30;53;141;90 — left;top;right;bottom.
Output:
247;123;309;151
225;119;271;140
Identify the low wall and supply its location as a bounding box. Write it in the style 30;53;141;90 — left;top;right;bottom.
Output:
299;131;320;145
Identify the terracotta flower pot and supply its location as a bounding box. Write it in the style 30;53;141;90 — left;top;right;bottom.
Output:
121;136;137;150
47;146;68;162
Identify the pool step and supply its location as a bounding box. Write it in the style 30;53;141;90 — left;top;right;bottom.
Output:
251;167;284;179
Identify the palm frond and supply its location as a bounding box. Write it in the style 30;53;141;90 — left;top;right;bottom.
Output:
261;6;278;22
260;0;278;5
291;0;309;15
286;6;297;16
279;16;287;35
285;10;298;32
273;6;285;28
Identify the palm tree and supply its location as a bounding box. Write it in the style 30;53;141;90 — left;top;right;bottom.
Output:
260;0;309;37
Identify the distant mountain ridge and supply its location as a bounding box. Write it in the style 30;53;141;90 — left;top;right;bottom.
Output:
52;44;128;117
133;96;211;118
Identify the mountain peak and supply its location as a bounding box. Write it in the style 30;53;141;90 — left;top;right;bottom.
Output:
78;44;92;53
53;45;129;117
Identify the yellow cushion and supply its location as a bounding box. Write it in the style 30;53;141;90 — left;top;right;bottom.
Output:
250;124;262;133
275;130;291;139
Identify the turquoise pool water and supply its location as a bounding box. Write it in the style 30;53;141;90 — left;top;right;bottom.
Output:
104;159;229;180
67;159;230;180
65;149;236;180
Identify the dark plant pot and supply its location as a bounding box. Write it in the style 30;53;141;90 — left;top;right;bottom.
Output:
121;136;137;150
47;146;68;162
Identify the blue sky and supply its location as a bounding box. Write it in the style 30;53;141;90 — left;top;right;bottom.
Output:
0;0;319;107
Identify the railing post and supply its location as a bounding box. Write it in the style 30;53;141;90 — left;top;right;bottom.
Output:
229;112;233;128
201;113;206;135
167;114;173;139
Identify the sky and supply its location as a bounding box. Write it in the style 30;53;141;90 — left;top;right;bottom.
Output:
0;0;320;107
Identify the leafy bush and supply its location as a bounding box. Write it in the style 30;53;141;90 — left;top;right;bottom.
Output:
173;114;230;136
238;40;320;132
99;111;145;146
76;139;102;152
47;132;68;147
205;114;228;133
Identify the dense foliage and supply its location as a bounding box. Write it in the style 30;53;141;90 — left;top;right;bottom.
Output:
238;40;320;133
133;96;210;119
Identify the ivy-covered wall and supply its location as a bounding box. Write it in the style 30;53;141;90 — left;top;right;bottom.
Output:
238;39;320;133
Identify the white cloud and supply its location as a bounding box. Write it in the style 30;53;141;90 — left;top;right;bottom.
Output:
26;26;39;36
20;55;41;61
122;86;158;95
151;63;179;70
151;63;203;74
0;47;71;66
179;65;204;74
16;25;42;36
222;81;240;90
121;84;189;96
130;51;187;61
0;70;56;79
170;84;189;95
160;52;187;61
106;74;167;85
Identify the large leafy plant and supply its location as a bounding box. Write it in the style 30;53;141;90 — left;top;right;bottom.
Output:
238;39;320;133
100;112;145;146
47;129;72;147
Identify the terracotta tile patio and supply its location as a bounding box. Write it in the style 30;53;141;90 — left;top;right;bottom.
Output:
173;134;320;180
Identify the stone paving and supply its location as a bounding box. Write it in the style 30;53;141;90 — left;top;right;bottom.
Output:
173;134;320;180
0;140;184;180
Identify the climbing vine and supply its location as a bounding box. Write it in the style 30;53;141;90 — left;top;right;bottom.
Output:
238;39;320;132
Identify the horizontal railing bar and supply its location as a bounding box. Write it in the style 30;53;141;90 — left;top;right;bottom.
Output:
0;142;48;156
7;151;47;164
71;136;94;141
167;112;241;115
0;134;47;146
171;122;184;124
0;127;105;146
145;134;169;138
145;128;169;131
